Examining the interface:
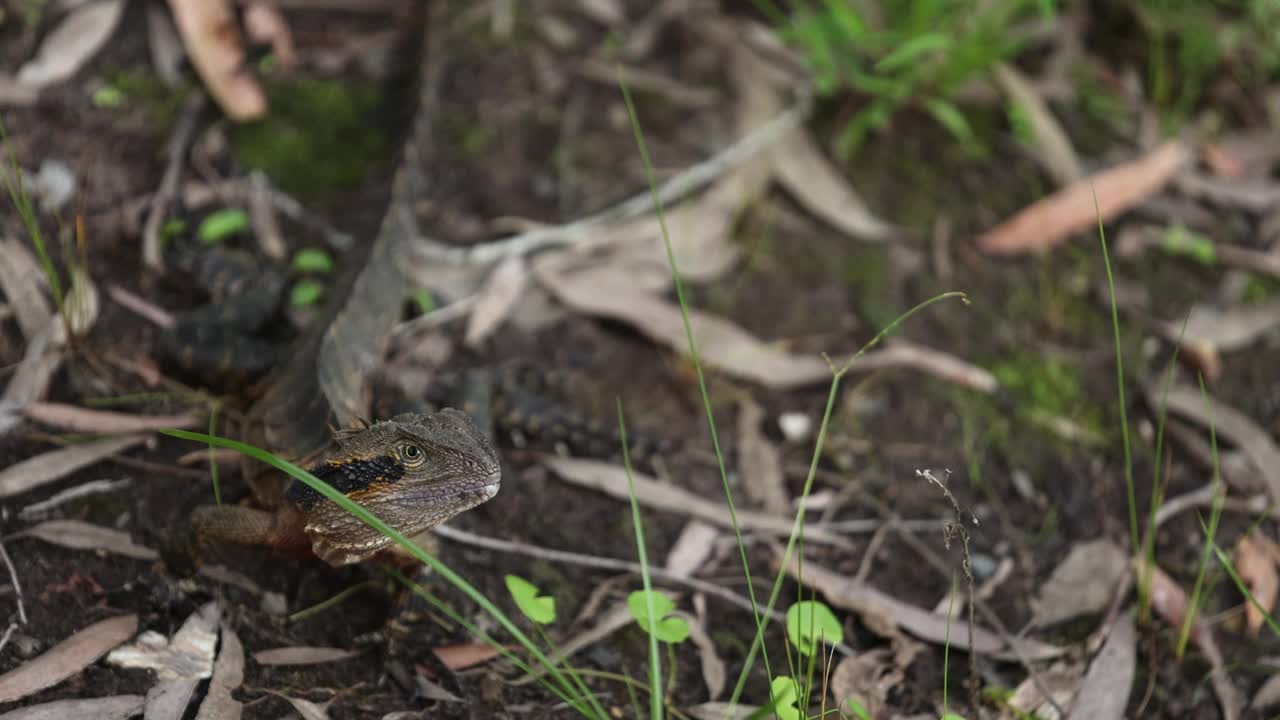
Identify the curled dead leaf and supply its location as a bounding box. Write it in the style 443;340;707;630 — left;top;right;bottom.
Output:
1235;532;1278;637
165;0;266;121
0;614;138;703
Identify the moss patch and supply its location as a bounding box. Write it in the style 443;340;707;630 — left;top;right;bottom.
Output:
230;77;387;201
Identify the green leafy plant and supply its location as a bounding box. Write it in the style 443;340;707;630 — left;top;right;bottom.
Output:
506;574;557;625
784;600;842;656
291;248;334;274
198;208;250;244
626;590;689;644
290;279;324;307
762;0;1056;157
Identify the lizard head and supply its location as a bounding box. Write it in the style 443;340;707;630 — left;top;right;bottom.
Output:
285;408;501;566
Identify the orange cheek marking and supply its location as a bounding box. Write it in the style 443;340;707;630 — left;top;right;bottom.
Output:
345;480;396;503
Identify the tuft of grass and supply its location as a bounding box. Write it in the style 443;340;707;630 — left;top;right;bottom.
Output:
758;0;1055;157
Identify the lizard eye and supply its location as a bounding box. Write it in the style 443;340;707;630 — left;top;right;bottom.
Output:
399;442;425;467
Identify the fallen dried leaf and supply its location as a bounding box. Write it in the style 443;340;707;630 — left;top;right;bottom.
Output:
147;3;186;86
0;614;138;702
545;457;851;547
772;128;894;242
1252;673;1280;713
0;435;146;498
1235;532;1278;637
1158;385;1280;500
737;398;789;515
686;703;759;720
682;613;727;701
1066;613;1136;720
777;551;1065;661
1144;561;1241;720
16;1;125;89
1030;539;1129;628
432;642;504;671
251;646;360;666
538;265;829;389
0;238;52;341
165;0;266;120
665;520;719;578
977;140;1189;255
0;695;144;720
278;696;329;720
243;2;297;69
1159;299;1280;355
464;255;528;349
193;622;244;720
829;648;908;718
0;326;67;435
993;62;1083;187
1007;661;1084;720
19;520;158;561
23;402;201;433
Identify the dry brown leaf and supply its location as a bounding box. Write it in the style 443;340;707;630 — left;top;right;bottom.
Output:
464;255;528;349
0;326;67;435
0;695;144;720
665;520;719;578
993;62;1083;187
279;696;329;720
165;0;266;121
1252;673;1280;713
772;128;894;242
977;140;1189;255
0;239;52;341
20;520;159;561
0;614;138;702
736;398;789;515
1235;532;1278;637
544;456;851;547
16;1;125;89
829;648;908;718
680;612;727;700
0;435;146;498
251;647;360;666
106;602;218;680
1159;299;1280;354
1202;142;1245;179
0;76;38;106
243;2;297;70
1065;614;1136;720
1175;172;1280;213
1007;662;1084;720
432;642;505;671
538;265;829;389
1030;539;1129;628
1143;561;1241;720
193;622;244;720
686;703;760;720
23;402;201;433
1158;385;1280;499
777;550;1065;661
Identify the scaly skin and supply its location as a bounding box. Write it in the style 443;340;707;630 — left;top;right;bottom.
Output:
176;409;500;569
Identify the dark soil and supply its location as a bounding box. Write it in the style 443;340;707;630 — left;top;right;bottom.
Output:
1;1;1278;719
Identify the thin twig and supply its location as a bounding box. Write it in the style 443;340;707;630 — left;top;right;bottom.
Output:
142;94;205;270
0;541;26;626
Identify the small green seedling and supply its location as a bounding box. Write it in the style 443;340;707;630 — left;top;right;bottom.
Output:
292;248;334;274
626;590;688;643
92;85;125;109
1160;223;1216;265
768;676;802;720
162;218;187;239
785;600;842;656
411;288;435;315
505;575;556;625
198;208;250;244
845;697;872;720
290;279;323;307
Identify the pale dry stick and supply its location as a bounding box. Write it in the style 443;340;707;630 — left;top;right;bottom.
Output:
412;94;814;267
18;478;133;520
0;541;26;627
142;93;206;270
430;525;855;657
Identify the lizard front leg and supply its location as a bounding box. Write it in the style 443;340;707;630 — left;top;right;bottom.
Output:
165;503;311;576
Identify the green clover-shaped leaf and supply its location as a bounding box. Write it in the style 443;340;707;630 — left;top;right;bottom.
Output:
769;675;801;720
198;208;250;244
626;590;688;643
786;600;842;656
290;279;324;307
291;248;334;274
504;575;556;625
